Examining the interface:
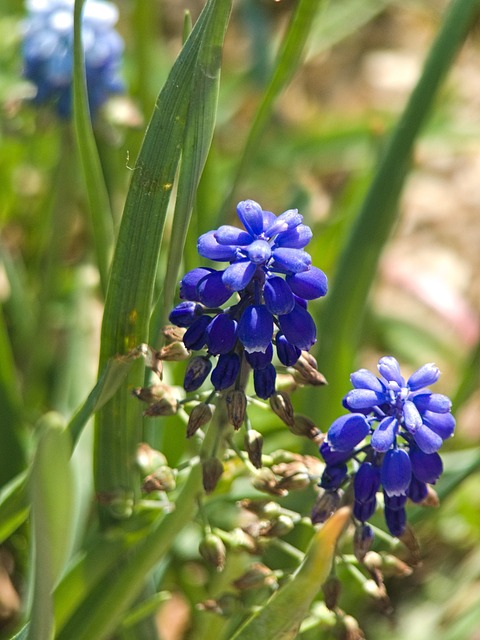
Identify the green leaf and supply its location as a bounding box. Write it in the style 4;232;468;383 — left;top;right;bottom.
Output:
229;507;350;640
28;413;76;640
0;471;29;544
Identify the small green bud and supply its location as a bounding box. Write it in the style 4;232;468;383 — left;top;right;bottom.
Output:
322;575;342;610
136;443;167;474
251;468;287;497
233;563;278;591
199;532;227;571
202;457;224;494
142;466;176;493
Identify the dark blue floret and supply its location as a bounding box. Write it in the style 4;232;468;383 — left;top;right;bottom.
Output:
253;364;277;400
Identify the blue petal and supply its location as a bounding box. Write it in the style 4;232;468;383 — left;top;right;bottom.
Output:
422;410;455;440
319;441;353;465
350;369;385;393
409;447;443;484
320;463;348;490
262;209;276;229
354;462;381;503
183;316;212;350
197;270;233;307
354;498;377;523
402;400;423;433
205;314;238;355
246;343;273;369
237;305;273;353
371;416;397;452
384;506;406;537
198;230;238;261
264;209;302;237
236;200;265;236
407;362;440;391
327;414;370;452
214;225;252;246
273;224;312;249
253;363;276;399
271;247;311;273
264;276;295;315
275;332;301;366
222;260;257;291
412;392;451;414
384;493;407;510
286;267;328;300
408;477;428;503
377;356;405;386
211;353;240;390
345;388;385;410
179;267;213;301
277;303;316;350
381;449;411;497
247;239;272;264
184;356;212;392
412;424;443;454
169;301;202;328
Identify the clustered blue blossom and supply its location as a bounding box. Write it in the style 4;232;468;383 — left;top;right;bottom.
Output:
22;0;124;117
319;356;455;537
169;199;328;399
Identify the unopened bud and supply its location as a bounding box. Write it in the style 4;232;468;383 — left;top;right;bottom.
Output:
363;578;389;602
354;523;375;563
274;373;298;393
197;593;240;616
399;525;421;567
136;443;167;474
157;341;190;361
233;563;278;591
269;391;295;427
292;353;327;386
199;532;226;571
343;614;366;640
311;489;341;524
252;468;287;497
421;485;440;507
132;383;173;403
202;457;224;494
245;429;263;469
289;414;321;439
226;390;247;430
162;324;186;343
184;356;212;392
322;575;342;610
239;499;281;518
143;397;178;417
187;403;214;438
222;527;258;553
261;514;295;538
142;466;176;493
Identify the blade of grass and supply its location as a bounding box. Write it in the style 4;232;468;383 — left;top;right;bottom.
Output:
73;0;114;296
220;0;327;219
311;0;480;429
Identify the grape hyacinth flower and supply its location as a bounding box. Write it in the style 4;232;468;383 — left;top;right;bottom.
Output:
22;0;124;118
318;356;455;537
169;199;328;402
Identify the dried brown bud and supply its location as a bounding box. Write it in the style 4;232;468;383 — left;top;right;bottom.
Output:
143;397;178;417
322;575;342;610
202;457;224;494
399;525;421;567
199;532;227;571
197;594;240;616
260;514;295;538
136;443;167;474
421;485;440;507
245;429;264;469
276;470;311;492
289;414;321;440
342;614;366;640
364;551;413;578
132;383;175;403
187;403;215;438
292;352;327;386
233;563;278;591
156;341;190;362
226;390;247;430
239;499;282;519
269;391;295;427
142;466;176;493
251;468;287;497
353;523;375;563
311;489;342;524
274;373;298;393
162;324;186;343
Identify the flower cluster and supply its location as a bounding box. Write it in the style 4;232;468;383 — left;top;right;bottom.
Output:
22;0;124;117
169;199;328;401
318;356;455;537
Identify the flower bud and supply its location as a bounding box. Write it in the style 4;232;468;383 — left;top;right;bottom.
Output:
187;403;215;438
184;356;212;392
202;457;224;494
225;389;247;430
245;429;264;469
269;391;295;427
292;353;327;386
233;563;278;591
289;414;321;439
311;489;342;524
143;397;179;417
364;551;413;578
353;523;375;563
197;594;241;616
322;575;342;610
239;499;282;519
252;468;287;497
199;532;227;571
222;527;258;553
162;324;186;343
142;466;176;493
136;443;167;474
261;514;295;537
421;485;440;507
156;341;190;362
132;383;175;403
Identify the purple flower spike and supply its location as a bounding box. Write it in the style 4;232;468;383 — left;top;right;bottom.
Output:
381;449;411;497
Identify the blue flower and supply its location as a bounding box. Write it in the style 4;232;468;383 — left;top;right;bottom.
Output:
22;0;124;118
169;200;328;400
319;356;455;537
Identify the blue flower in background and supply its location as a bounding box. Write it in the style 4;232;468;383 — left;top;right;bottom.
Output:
318;356;455;537
22;0;124;117
169;200;328;400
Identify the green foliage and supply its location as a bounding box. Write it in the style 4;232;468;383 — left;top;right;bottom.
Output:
1;0;480;639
